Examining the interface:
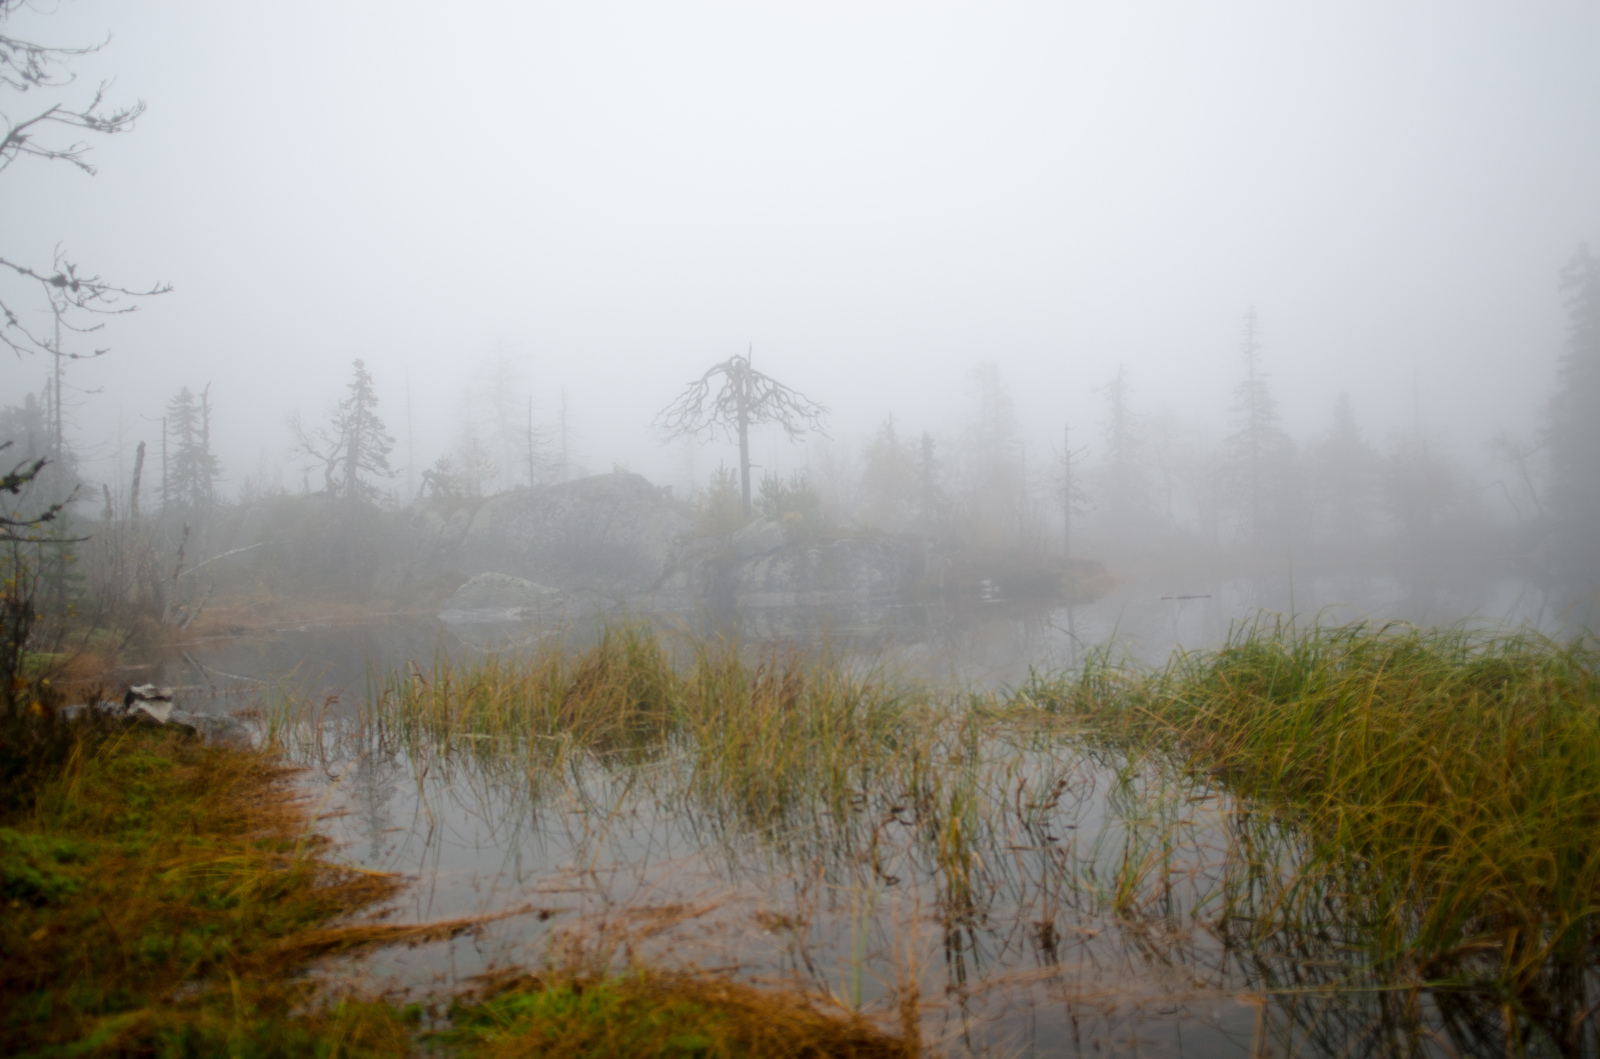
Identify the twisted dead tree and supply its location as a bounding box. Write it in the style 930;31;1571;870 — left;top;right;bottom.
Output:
655;350;827;519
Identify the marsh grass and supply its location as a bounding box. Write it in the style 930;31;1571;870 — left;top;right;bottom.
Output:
443;970;914;1058
286;617;1600;1054
3;715;920;1058
0;722;430;1055
339;625;1216;1051
352;626;1073;922
1025;618;1600;1040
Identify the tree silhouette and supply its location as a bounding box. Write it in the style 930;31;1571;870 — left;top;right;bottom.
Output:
290;360;395;506
166;384;221;516
1223;308;1295;547
655;350;826;519
1545;244;1600;584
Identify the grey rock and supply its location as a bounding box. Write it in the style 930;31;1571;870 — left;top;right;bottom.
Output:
168;709;253;749
444;572;566;615
128;700;176;725
60;694;253;748
730;536;927;608
731;518;787;559
406;472;693;597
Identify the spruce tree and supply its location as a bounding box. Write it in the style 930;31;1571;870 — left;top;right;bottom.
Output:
1223;309;1296;547
1308;392;1380;547
1096;364;1150;542
1546;245;1600;581
334;359;395;506
166;384;221;515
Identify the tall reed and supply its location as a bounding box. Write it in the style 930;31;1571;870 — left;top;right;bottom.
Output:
1026;618;1600;1007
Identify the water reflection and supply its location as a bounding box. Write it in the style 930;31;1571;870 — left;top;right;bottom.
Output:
152;570;1582;1057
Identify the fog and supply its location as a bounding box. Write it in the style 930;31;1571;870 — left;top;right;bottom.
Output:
4;2;1600;610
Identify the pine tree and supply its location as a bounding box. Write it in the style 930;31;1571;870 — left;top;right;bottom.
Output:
961;362;1027;548
859;416;918;532
1308;392;1380;547
1223;309;1296;547
166;384;221;516
335;360;394;505
1095;364;1150;541
1546;245;1600;582
291;360;395;506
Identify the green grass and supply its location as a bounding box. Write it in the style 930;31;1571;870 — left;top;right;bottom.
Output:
255;617;1600;1053
1023;618;1600;1008
442;971;911;1058
0;722;414;1056
2;714;917;1057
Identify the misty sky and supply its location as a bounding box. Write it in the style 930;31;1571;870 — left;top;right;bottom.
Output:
3;1;1598;495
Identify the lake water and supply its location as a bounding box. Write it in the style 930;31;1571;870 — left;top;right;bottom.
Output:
147;569;1579;1057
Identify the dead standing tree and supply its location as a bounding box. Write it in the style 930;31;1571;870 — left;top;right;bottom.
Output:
655;350;827;520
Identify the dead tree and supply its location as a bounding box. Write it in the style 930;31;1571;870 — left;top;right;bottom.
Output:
0;2;169;361
655;350;826;519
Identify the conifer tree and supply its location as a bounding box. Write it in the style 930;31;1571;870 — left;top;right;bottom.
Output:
1223;309;1296;547
1308;392;1380;547
290;360;395;506
1546;245;1600;582
1095;364;1150;542
166;384;221;515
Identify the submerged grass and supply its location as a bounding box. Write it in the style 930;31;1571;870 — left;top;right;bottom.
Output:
4;700;919;1056
269;616;1600;1054
1025;619;1600;1008
363;626;981;851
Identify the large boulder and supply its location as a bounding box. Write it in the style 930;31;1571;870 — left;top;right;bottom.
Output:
727;536;930;609
405;472;694;598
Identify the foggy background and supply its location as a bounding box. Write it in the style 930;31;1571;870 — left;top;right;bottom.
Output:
3;0;1598;509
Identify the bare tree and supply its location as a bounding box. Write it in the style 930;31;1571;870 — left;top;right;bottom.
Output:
0;2;169;361
655;350;826;519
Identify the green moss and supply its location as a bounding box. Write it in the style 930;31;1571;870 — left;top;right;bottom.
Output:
447;976;728;1057
0;827;88;904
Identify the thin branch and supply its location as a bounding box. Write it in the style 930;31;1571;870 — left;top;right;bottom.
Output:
654;353;828;443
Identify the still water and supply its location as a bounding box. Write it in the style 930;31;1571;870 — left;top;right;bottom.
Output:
153;570;1573;1057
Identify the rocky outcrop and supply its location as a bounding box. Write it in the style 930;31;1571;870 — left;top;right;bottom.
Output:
723;530;929;609
410;473;1091;630
404;472;693;599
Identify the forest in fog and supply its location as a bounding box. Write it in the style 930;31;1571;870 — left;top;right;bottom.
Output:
4;1;1600;631
8;250;1600;619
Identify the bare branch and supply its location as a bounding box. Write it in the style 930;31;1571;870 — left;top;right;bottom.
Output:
0;441;82;542
654;353;828;443
0;8;166;360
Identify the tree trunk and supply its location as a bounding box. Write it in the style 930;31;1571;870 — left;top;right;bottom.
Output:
737;377;752;520
345;420;361;506
130;441;145;524
1062;425;1071;563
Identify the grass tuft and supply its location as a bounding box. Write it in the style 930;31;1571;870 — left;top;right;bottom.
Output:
1025;618;1600;1004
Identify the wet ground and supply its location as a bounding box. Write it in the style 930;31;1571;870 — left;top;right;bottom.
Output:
145;568;1572;1057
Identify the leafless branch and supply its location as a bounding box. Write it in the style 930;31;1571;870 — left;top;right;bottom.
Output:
0;440;82;542
0;7;167;359
654;353;828;443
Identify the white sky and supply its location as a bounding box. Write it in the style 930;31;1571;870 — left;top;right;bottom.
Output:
2;1;1597;494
